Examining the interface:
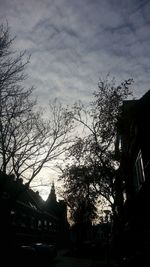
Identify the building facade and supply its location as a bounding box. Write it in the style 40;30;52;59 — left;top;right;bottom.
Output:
0;172;58;248
113;90;150;264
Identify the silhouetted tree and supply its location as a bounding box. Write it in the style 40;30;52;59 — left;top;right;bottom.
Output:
60;75;134;218
0;24;74;185
59;164;98;224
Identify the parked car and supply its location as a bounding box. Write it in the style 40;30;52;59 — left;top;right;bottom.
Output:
13;242;57;266
33;242;57;262
12;245;37;266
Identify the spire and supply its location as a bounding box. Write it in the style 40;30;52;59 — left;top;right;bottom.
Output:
49;181;57;202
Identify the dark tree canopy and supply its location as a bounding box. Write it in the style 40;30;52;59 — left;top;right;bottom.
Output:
59;164;98;225
59;75;134;220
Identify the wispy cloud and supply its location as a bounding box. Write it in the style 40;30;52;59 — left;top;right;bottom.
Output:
1;0;150;105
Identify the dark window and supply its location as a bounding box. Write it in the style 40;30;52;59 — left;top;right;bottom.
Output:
134;150;145;192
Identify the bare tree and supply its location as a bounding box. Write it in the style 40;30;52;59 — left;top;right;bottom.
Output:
0;24;74;186
0;23;35;174
11;100;74;185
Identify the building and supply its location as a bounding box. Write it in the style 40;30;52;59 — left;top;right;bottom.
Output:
113;90;150;264
45;182;70;247
0;172;58;248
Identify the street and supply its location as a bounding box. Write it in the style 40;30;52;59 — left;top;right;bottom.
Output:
50;249;108;267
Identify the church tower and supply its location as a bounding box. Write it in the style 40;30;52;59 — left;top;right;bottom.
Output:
49;181;57;202
44;180;70;246
45;181;57;211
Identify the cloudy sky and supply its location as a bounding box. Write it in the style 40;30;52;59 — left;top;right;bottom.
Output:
0;0;150;198
1;0;150;104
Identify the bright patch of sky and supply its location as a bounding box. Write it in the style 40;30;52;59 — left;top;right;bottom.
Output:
0;0;150;199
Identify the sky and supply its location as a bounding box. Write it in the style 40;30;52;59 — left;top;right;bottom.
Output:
0;0;150;199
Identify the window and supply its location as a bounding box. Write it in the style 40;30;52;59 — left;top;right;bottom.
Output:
38;220;42;229
30;217;35;228
123;189;127;203
10;210;16;225
122;181;127;203
134;150;145;192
